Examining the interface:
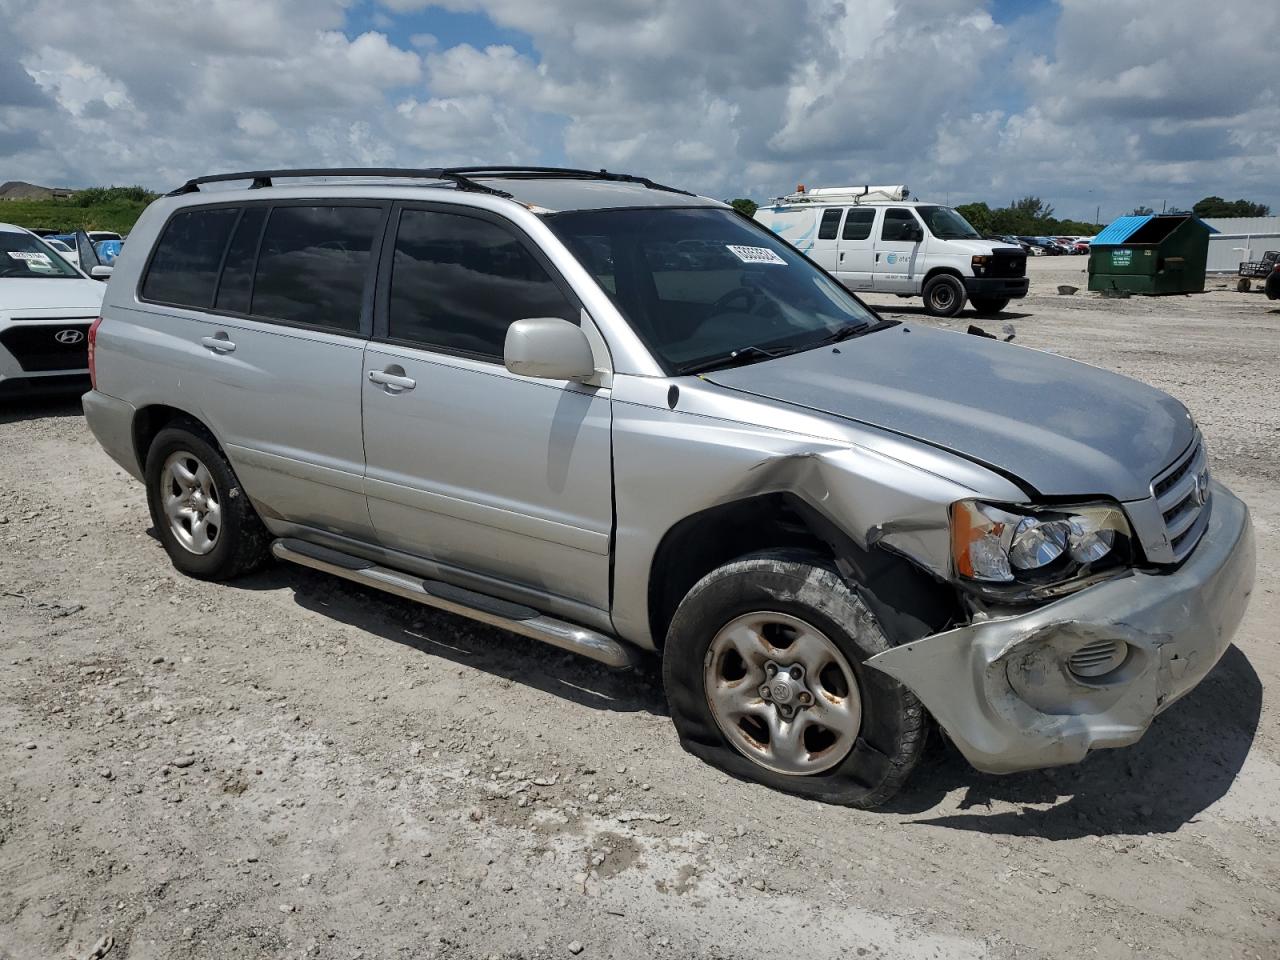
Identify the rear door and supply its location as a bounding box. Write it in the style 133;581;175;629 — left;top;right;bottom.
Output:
360;203;613;610
139;201;386;539
873;207;925;292
808;207;845;274
834;207;877;290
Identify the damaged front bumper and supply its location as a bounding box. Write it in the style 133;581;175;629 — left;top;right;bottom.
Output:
866;482;1255;774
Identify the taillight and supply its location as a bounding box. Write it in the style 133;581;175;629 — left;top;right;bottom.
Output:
87;316;103;389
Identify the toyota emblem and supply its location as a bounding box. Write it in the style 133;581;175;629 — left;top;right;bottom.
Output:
54;329;85;345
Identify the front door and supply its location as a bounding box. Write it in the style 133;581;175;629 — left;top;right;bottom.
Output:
873;207;925;292
360;204;614;610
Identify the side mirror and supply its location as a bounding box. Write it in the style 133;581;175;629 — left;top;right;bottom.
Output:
504;317;596;381
907;225;924;243
89;265;113;281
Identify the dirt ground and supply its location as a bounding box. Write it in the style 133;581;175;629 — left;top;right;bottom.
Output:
2;258;1277;960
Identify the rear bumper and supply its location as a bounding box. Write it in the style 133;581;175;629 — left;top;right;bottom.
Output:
0;372;90;398
964;276;1029;299
82;389;143;480
867;482;1255;773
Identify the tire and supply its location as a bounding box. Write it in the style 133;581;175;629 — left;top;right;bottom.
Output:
970;297;1010;316
662;550;926;808
922;273;965;317
1237;277;1251;293
144;420;270;580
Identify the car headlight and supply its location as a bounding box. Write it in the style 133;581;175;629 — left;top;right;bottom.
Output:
950;500;1132;596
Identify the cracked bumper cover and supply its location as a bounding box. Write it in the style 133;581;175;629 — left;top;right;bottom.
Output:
866;482;1255;774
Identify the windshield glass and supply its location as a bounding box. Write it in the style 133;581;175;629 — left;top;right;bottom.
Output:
0;231;80;279
546;207;883;373
916;205;981;240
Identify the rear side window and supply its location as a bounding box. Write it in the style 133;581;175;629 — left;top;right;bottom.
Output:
842;208;875;241
251;206;382;333
881;208;920;242
817;208;843;240
387;209;577;361
141;208;239;307
214;206;267;314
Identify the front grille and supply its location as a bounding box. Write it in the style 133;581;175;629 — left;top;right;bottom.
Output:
1069;639;1127;678
988;248;1027;278
1151;436;1210;562
0;321;92;372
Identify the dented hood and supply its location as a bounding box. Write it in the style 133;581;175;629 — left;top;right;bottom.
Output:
704;324;1194;501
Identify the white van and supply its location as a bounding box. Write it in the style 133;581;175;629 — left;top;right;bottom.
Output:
755;185;1028;317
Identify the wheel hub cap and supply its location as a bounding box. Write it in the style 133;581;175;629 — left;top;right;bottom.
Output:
703;612;862;776
160;450;221;556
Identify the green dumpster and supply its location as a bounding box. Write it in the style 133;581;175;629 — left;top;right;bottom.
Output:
1087;214;1214;294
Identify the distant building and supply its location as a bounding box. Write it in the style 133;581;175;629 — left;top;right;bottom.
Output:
1203;216;1280;272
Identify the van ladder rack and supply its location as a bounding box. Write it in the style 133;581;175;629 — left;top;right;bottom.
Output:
166;166;695;198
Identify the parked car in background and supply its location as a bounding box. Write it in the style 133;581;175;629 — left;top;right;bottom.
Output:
0;222;106;397
87;230;123;243
82;165;1253;808
756;185;1028;316
1073;239;1091;255
44;237;80;270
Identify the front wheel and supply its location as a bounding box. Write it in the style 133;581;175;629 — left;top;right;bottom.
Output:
922;274;966;317
970;296;1010;316
662;551;926;808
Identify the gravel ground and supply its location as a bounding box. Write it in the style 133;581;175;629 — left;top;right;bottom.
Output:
2;258;1277;960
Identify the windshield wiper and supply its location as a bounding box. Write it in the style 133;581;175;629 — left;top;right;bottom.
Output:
678;344;783;376
812;318;897;346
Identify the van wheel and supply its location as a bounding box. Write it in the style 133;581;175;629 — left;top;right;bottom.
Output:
922;274;965;317
144;421;270;580
662;550;925;808
970;297;1010;316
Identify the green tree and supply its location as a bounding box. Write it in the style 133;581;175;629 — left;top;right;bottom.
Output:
728;198;758;218
1129;205;1155;217
1191;196;1271;218
954;201;993;234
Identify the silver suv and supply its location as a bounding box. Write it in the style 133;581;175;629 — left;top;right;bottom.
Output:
83;167;1255;807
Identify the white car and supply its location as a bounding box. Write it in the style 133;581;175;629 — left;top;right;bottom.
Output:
0;223;106;398
755;185;1029;317
44;237;80;270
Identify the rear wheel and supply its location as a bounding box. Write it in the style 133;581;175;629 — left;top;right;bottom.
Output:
970;296;1010;316
145;422;270;580
1237;277;1251;293
922;274;965;317
662;551;926;808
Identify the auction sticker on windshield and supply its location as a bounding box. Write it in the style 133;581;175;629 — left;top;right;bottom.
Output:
8;251;51;263
726;245;787;265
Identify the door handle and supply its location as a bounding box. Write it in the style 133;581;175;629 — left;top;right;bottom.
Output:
368;369;416;391
875;253;880;262
201;334;235;353
839;252;845;262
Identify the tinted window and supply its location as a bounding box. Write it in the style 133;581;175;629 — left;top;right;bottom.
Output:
214;206;266;314
841;208;875;241
251;206;382;333
817;208;843;240
388;209;577;361
141;208;239;307
881;208;920;242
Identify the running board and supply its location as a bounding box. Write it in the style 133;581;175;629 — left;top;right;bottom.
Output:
270;538;640;669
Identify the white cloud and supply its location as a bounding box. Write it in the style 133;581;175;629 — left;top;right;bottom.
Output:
0;0;1274;218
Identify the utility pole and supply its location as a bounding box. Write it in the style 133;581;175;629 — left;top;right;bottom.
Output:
1095;204;1100;226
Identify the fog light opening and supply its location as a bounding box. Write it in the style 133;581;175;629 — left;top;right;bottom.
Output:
1068;639;1128;680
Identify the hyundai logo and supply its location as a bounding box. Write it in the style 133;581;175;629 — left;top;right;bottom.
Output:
54;329;85;345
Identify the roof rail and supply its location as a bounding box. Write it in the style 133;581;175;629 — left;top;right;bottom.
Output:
165;165;694;199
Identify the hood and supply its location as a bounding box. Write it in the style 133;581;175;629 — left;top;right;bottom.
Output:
931;238;1002;256
0;276;105;316
704;325;1193;501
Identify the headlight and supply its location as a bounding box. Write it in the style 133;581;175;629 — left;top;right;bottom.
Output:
950;500;1132;596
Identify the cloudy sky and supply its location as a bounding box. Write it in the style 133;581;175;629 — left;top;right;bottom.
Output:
1;0;1276;221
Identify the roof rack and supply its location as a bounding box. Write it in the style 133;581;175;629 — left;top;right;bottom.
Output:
166;166;694;199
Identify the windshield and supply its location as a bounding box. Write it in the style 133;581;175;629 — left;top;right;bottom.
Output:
546;207;883;374
916;205;981;240
0;231;80;279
